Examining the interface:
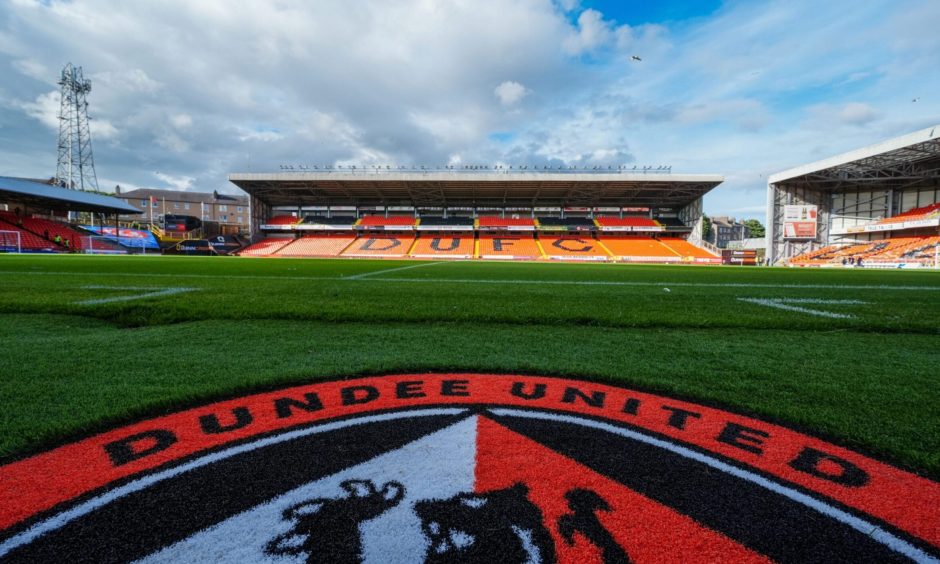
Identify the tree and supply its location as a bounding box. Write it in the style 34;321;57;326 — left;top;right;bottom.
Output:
702;215;711;239
742;219;765;238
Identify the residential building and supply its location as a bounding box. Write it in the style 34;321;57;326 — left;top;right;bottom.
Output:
707;216;751;249
114;187;249;232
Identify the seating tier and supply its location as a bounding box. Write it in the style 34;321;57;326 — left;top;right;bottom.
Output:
409;235;474;258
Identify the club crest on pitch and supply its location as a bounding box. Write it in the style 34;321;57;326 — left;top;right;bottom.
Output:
0;375;937;563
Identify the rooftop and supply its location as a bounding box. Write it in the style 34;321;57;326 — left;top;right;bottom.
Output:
229;170;724;208
769;124;940;189
0;176;140;214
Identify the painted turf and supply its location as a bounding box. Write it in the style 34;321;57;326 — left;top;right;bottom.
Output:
0;375;937;563
4;267;940;290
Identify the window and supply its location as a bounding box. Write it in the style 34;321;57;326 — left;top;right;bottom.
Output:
173;203;179;210
220;214;228;222
184;203;190;210
237;206;243;213
140;199;147;206
219;205;228;212
237;216;243;224
152;200;158;208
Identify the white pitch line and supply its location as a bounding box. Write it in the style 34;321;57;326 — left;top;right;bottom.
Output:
77;286;197;305
345;261;446;279
737;297;868;319
354;277;940;292
1;270;939;291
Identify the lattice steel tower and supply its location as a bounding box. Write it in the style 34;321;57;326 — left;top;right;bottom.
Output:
55;63;99;191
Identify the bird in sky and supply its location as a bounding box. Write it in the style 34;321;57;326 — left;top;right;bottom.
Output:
912;97;920;102
631;55;642;62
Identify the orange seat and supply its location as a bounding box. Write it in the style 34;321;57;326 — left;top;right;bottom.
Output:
264;215;299;226
409;235;474;258
790;235;940;265
277;235;355;257
477;235;541;259
239;238;294;256
660;238;719;259
601;237;678;261
342;235;414;257
541;236;609;260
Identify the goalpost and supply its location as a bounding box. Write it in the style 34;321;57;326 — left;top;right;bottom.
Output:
80;235;126;255
0;230;21;253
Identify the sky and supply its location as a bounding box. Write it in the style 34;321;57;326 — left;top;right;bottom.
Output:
0;0;938;219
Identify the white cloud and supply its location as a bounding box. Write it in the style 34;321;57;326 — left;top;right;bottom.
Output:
92;68;161;94
564;9;613;55
153;172;195;191
155;130;188;152
0;0;938;216
17;90;59;130
15;89;119;140
236;128;282;142
805;102;883;129
494;81;528;106
171;114;193;129
90;119;119;140
677;99;770;131
11;58;50;82
837;102;882;126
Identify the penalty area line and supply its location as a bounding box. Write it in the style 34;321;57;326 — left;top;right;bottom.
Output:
737;297;869;319
344;261;448;280
76;286;198;305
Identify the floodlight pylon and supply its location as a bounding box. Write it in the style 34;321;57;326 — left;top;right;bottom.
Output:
55;63;99;191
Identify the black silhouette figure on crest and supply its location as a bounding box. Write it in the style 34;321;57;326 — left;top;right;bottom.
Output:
558;488;630;563
265;479;405;563
414;483;557;563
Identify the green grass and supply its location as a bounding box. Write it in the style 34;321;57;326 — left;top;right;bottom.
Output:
0;254;938;478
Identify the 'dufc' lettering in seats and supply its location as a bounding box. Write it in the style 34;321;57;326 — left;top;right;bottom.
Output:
361;238;401;251
553;239;592;252
430;238;460;251
492;238;515;251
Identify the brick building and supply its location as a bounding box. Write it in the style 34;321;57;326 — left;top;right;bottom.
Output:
115;187;249;232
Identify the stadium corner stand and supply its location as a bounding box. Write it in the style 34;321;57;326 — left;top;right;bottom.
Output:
769;124;940;268
0;177;141;254
229;169;723;262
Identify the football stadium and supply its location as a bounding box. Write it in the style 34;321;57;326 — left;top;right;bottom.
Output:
1;2;939;562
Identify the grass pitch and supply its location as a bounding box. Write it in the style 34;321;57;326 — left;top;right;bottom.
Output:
0;254;937;477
